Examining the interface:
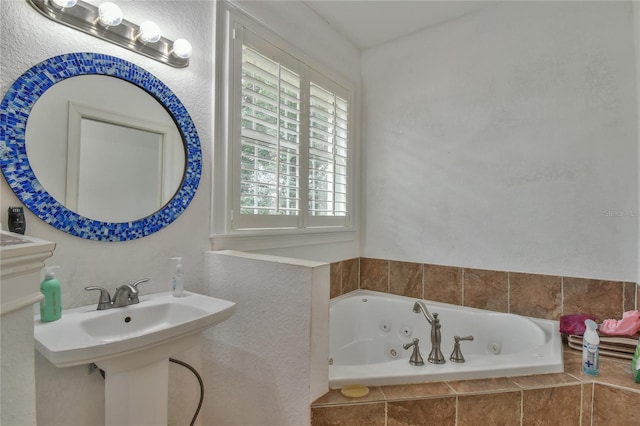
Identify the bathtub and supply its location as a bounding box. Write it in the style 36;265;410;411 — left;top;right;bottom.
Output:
329;290;563;388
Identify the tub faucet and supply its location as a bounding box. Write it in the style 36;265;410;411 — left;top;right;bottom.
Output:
412;301;446;364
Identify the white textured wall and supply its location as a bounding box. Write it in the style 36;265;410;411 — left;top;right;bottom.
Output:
361;1;639;281
1;1;214;424
204;251;329;425
1;308;38;425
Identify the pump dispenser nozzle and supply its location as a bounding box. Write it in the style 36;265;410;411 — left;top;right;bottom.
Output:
44;265;60;280
171;257;184;297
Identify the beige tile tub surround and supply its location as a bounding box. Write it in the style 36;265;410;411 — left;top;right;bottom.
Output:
311;349;640;425
330;258;359;298
330;258;638;320
510;272;563;320
359;257;388;293
462;268;509;313
320;258;639;425
424;264;463;305
562;278;627;322
389;261;423;299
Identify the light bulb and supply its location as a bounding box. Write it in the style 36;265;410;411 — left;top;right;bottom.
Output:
97;2;123;27
171;39;192;59
51;0;77;8
137;21;161;43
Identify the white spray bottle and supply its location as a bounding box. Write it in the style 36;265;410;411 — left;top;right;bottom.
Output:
171;257;184;297
582;319;599;376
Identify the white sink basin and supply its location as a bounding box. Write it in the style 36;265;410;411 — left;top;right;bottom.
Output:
35;291;235;369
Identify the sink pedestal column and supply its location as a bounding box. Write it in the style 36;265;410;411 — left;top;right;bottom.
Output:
103;358;169;426
89;333;202;426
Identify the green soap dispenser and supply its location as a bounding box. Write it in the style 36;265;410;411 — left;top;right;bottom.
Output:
40;266;61;322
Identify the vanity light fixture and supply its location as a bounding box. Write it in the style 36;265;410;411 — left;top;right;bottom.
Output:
171;39;193;59
136;21;161;44
51;0;77;9
96;2;122;28
28;0;191;67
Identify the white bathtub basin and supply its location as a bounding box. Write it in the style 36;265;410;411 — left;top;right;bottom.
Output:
329;290;563;387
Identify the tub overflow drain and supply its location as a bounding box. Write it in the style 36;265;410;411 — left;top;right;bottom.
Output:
488;342;501;354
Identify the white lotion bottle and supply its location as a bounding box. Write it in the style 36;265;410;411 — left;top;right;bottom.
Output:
171;257;184;297
582;319;599;376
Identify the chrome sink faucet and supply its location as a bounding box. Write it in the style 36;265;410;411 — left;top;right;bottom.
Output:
412;301;446;364
85;278;149;310
111;284;139;308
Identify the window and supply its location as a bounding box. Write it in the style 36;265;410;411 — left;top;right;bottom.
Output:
228;25;352;231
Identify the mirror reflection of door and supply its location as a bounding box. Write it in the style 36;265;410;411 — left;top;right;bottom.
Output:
64;101;180;222
75;118;162;222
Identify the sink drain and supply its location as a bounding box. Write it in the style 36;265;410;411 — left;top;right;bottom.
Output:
124;316;132;323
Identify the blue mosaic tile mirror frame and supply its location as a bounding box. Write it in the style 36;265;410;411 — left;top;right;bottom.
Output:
0;53;202;241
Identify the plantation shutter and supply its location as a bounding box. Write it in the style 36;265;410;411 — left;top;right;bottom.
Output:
232;27;350;230
307;72;350;227
234;31;303;229
308;82;349;216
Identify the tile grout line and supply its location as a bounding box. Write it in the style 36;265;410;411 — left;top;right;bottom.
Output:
421;263;425;300
561;276;565;316
520;388;524;426
386;260;390;294
590;382;595;426
507;271;511;313
579;382;584;426
339;262;344;296
454;395;459;426
357;257;361;293
384;399;388;426
461;268;465;306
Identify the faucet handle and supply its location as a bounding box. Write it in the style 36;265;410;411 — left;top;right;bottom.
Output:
403;338;425;366
127;278;148;304
450;335;474;363
130;278;149;290
84;286;111;310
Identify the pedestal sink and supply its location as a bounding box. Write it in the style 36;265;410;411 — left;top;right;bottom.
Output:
35;291;235;426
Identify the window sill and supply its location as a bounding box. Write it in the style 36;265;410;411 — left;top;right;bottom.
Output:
210;228;357;252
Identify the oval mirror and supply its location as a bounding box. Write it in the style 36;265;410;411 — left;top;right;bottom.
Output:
0;53;201;241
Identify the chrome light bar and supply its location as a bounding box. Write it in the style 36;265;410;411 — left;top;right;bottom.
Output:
27;0;191;68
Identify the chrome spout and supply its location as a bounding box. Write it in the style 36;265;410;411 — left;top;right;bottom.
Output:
412;301;434;324
412;300;445;364
111;284;139;308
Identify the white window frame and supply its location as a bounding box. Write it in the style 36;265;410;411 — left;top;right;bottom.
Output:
212;3;357;250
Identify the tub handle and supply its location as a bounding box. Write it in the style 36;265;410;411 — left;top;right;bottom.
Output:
450;335;474;363
403;338;425;366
